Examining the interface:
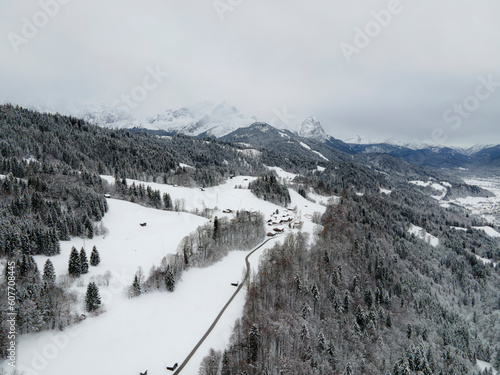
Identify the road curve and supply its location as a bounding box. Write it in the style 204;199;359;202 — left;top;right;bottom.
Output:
173;236;280;374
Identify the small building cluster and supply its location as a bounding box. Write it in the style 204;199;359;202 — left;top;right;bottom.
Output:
266;209;302;236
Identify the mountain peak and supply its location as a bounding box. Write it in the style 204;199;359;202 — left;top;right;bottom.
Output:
80;101;257;137
249;122;275;132
298;116;329;142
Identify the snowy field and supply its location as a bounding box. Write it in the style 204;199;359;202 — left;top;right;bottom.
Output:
476;360;498;375
3;174;329;375
409;180;449;201
101;175;327;241
448;176;500;224
408;224;439;247
102;175;324;217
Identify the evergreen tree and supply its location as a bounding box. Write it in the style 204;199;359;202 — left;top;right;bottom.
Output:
90;245;100;266
131;275;141;297
343;291;350;313
248;324;260;363
317;330;326;352
68;246;81;277
42;259;56;286
345;362;353;375
18;254;39;280
163;192;172;210
393;356;412;375
85;282;101;312
221;349;230;375
80;248;89;274
213;216;219;240
165;265;175;292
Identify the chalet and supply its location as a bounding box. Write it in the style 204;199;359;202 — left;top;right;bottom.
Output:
104;194;111;198
273;227;285;233
267;232;276;237
231;281;239;287
140;223;147;227
167;363;178;371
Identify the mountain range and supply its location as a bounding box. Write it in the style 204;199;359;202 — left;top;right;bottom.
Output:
40;101;500;172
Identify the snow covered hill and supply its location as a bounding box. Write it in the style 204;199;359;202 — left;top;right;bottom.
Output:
3;175;332;375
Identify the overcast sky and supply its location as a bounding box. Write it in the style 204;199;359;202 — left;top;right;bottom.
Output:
1;0;499;147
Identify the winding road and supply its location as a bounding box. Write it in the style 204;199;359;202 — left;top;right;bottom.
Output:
172;236;280;374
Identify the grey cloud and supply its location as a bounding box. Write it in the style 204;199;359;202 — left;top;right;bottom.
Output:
0;0;499;146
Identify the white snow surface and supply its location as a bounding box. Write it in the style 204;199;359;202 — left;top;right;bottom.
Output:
473;226;500;238
299;141;311;150
476;360;498;375
297;142;328;161
236;148;261;157
179;163;194;169
311;150;329;161
475;254;498;267
4;176;330;375
265;166;298;181
409;180;448;200
408;224;439;247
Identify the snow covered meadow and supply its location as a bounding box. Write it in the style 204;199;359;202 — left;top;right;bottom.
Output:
458;176;500;224
2;176;330;375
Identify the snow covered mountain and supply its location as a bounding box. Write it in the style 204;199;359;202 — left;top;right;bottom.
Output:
344;135;497;157
343;135;436;151
81;101;257;138
297;116;330;142
460;144;497;156
78;105;134;126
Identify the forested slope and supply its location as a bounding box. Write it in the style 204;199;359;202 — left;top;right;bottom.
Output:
215;190;500;375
